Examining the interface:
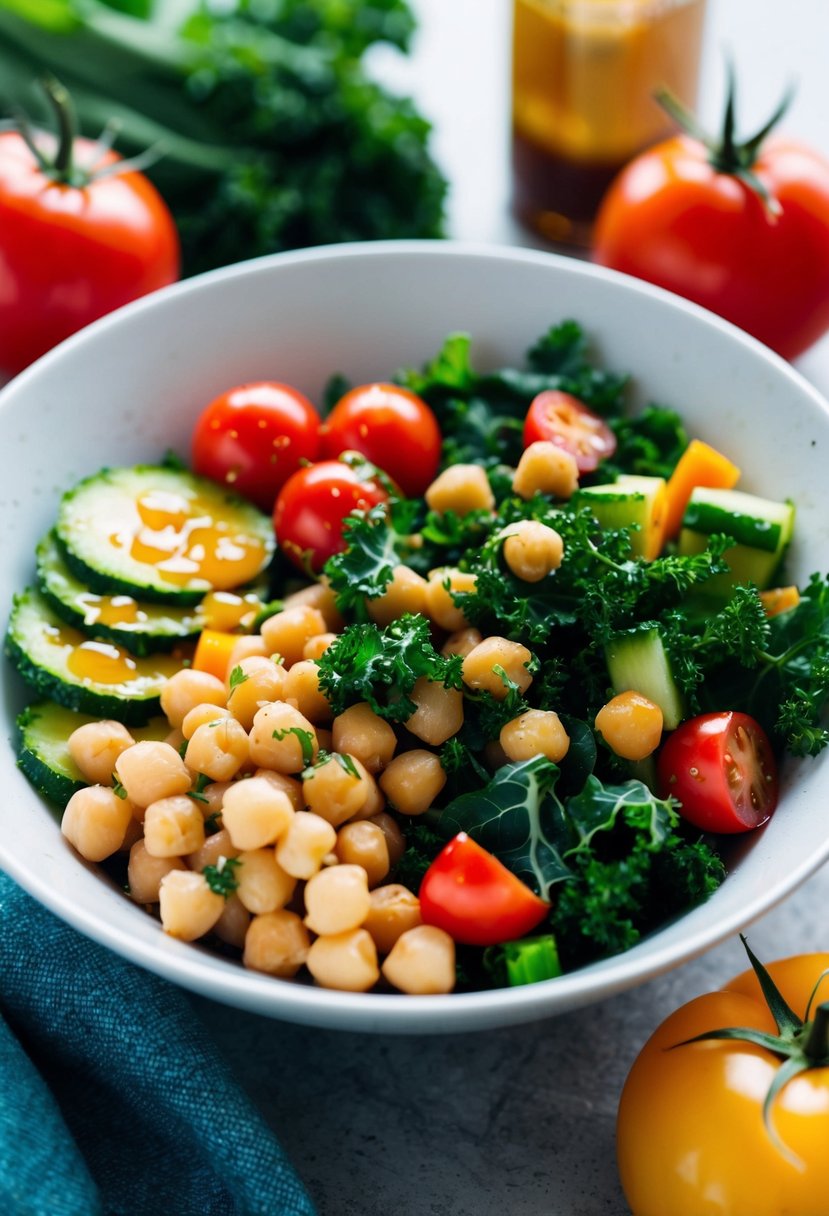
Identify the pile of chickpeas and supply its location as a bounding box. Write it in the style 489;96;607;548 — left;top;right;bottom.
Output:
59;440;665;995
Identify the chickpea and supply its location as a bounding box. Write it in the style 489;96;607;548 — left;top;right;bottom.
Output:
226;655;288;730
198;780;232;824
302;632;338;661
382;925;456;995
363;884;422;955
260;605;328;668
379;750;447;816
227;635;270;670
512;440;579;501
114;740;191;808
243;910;310;977
441;628;483;659
186;828;240;874
595;690;664;761
214;894;251;949
368;812;406;868
159;870;225;941
501;520;564;583
315;727;334;754
221;776;294;850
367;565;428;627
283;579;344;632
185;717;250;783
235;848;297;915
335;821;390;889
144;794;206;858
160;668;227;731
500;709;570;764
425;464;495;515
302;753;372;827
275;811;337;880
181;703;231;741
118;816;144;853
283;660;332;724
127;840;186;904
304;865;371;936
461;637;534;700
248;702;319;773
67;720;134;786
331;703;396;774
424;569;477;631
61;785;134;861
305;929;379;992
405;677;463;746
252;768;303;813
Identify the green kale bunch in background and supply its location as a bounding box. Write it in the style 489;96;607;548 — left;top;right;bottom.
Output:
0;0;447;273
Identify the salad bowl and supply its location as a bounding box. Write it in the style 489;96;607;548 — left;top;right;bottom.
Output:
2;240;829;1034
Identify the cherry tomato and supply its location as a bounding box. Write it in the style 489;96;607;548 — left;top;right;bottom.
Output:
192;382;321;512
272;459;388;573
523;390;617;473
657;711;779;833
320;383;442;498
593;128;829;360
0;95;179;378
618;950;829;1216
419;833;550;946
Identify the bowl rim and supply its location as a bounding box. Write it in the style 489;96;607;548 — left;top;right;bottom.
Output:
3;238;829;1032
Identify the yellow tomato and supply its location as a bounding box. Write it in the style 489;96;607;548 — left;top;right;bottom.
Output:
617;952;829;1216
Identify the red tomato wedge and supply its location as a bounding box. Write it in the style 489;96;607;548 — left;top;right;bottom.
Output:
523;390;617;473
657;711;779;834
419;833;550;946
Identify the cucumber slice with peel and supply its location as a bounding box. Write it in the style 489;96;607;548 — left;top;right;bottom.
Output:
679;487;795;595
605;625;685;730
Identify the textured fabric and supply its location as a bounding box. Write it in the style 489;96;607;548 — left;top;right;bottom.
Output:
0;871;317;1216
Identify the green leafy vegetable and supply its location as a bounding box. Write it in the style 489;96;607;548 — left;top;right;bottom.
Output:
228;664;249;690
484;935;562;987
272;726;316;766
202;855;241;899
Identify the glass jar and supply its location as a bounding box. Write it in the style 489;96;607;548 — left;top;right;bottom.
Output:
512;0;707;247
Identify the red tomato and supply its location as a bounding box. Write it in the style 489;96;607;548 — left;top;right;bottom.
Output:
320;383;441;498
192;382;321;512
273;459;388;573
657;711;779;834
419;833;550;946
0;126;179;378
593;135;829;360
523;390;617;473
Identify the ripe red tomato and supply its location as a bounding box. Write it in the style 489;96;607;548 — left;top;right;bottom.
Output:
657;711;779;833
593;135;829;360
419;833;550;946
0;128;179;378
192;382;321;512
320;383;442;498
523;390;617;473
272;459;388;573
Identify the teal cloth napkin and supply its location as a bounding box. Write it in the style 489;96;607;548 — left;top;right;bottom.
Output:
0;870;317;1216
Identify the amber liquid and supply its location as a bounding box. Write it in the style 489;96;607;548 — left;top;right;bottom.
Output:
512;0;707;246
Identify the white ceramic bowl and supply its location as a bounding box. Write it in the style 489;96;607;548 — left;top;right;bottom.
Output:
3;241;829;1033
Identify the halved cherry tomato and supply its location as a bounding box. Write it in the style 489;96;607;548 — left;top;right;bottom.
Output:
657;711;779;833
419;833;550;946
320;383;442;498
272;458;388;573
523;390;617;473
192;382;321;513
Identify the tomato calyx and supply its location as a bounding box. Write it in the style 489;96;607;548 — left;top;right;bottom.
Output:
656;61;795;215
10;75;158;189
672;935;829;1165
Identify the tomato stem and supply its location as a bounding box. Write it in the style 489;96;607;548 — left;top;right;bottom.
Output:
40;74;77;183
804;1000;829;1062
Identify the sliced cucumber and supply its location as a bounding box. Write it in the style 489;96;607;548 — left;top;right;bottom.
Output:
37;532;267;657
576;474;666;560
56;465;274;606
605;625;685;730
679;487;795;594
5;589;187;724
16;701;168;807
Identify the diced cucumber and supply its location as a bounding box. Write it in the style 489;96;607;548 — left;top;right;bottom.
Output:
56;465;275;606
679;487;795;594
16;701;168;807
5;589;187;724
576;474;666;560
36;532;267;657
605;625;685;730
